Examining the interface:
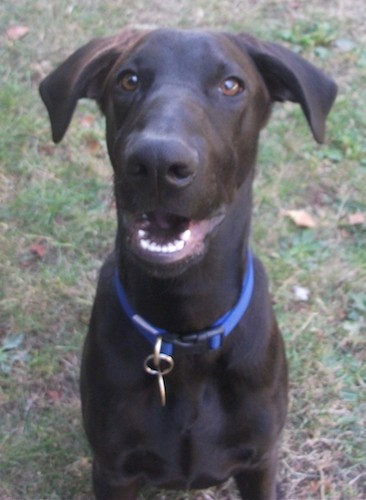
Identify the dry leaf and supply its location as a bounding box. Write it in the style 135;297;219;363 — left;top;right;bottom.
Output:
30;60;53;81
80;114;96;128
47;389;62;402
6;25;29;41
293;285;310;302
30;242;47;258
347;212;365;225
66;457;91;477
24;392;39;412
284;209;316;228
38;144;55;156
85;137;101;155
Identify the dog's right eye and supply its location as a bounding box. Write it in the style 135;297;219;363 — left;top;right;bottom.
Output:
119;71;139;91
219;77;245;97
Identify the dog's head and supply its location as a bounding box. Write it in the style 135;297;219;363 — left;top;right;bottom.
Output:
40;28;336;277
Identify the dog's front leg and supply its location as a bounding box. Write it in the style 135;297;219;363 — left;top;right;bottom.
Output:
92;459;141;500
234;454;278;500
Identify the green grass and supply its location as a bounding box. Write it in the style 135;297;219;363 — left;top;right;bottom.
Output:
1;0;366;498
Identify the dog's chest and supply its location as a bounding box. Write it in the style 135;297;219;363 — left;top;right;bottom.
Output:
110;371;270;489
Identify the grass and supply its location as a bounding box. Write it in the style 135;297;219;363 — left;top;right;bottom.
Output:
1;0;365;498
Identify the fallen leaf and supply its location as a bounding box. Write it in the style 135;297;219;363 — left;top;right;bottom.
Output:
293;285;310;302
2;333;25;351
66;457;91;477
335;38;357;52
284;209;316;228
47;389;62;402
30;242;47;258
80;114;96;128
25;392;39;412
6;25;29;41
307;480;321;494
38;144;55;156
30;60;53;81
347;212;365;225
85;137;101;155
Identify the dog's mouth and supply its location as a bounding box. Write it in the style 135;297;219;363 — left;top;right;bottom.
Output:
125;208;225;271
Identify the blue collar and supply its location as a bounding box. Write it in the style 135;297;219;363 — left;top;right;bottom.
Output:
114;251;254;356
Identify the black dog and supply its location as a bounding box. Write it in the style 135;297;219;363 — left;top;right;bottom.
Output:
40;28;337;499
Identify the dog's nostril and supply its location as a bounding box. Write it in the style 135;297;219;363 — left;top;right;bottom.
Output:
168;163;195;182
129;163;149;177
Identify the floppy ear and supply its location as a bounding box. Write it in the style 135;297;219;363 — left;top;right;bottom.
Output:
231;34;337;143
39;29;146;143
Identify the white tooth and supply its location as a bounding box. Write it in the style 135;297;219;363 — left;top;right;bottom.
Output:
175;240;185;250
180;229;191;242
149;242;159;252
138;230;147;238
141;238;185;254
166;240;185;253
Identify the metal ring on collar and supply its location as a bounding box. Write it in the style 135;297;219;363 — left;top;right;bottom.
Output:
144;353;175;376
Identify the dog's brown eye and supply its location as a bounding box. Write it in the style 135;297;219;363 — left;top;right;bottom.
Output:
220;77;244;96
119;71;139;91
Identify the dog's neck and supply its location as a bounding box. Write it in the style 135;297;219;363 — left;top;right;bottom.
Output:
117;181;253;333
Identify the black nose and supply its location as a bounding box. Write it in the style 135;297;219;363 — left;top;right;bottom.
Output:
125;135;198;189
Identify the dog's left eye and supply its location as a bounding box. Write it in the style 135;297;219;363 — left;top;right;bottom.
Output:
219;77;245;96
119;71;139;91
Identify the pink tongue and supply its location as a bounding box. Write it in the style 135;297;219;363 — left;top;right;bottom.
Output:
152;209;188;231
